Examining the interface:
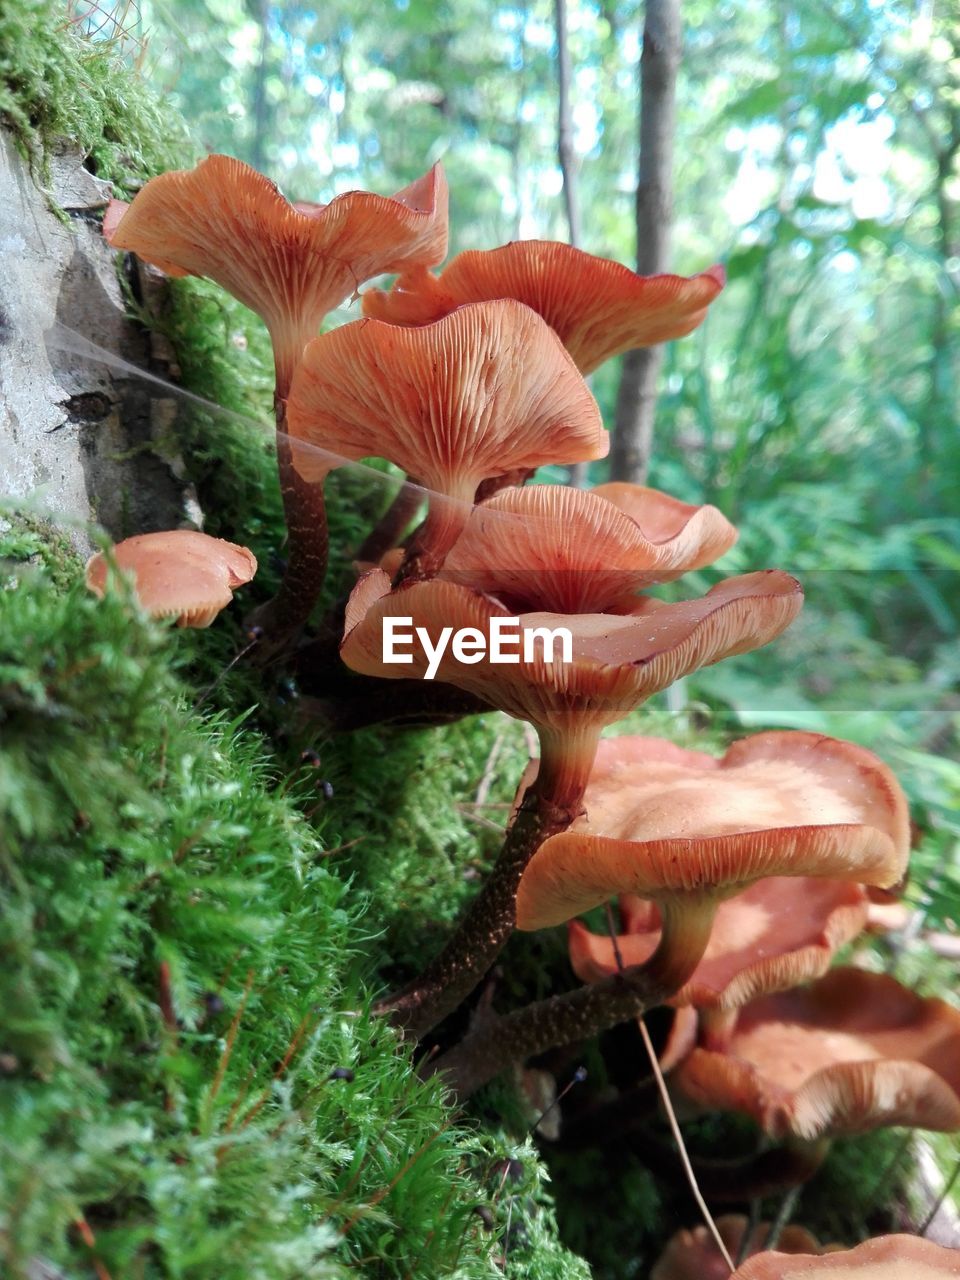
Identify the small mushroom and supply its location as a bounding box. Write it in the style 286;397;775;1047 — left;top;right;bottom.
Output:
652;1215;825;1280
516;731;907;994
439;483;737;613
674;967;960;1142
568;875;870;1010
361;241;725;375
286;301;608;574
85;530;257;627
731;1234;960;1278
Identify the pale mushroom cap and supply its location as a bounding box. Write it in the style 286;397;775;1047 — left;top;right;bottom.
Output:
732;1235;960;1278
439;483;738;612
104;156;448;393
568;875;869;1009
85;530;257;628
361;240;726;374
516;731;909;930
340;570;801;735
675;967;960;1141
286;300;607;490
652;1215;824;1280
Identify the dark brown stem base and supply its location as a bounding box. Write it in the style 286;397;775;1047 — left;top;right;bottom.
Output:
425;970;668;1101
375;783;581;1040
247;409;329;655
635;1137;829;1202
425;899;716;1100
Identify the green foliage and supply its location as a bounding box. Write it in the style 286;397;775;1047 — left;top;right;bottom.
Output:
0;0;192;187
0;537;590;1278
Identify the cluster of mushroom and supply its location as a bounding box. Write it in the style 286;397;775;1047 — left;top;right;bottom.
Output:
97;155;959;1266
653;1224;960;1278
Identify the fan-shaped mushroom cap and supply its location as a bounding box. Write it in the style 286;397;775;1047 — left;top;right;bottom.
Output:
568;875;869;1009
515;731;909;931
652;1215;824;1280
85;530;257;628
341;570;801;740
675;968;960;1142
286;301;607;497
361;241;725;374
732;1234;960;1278
103;156;448;393
439;483;737;613
592;482;737;564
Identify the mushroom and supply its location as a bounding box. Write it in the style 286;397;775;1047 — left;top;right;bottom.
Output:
286;301;608;575
674;967;960;1143
345;568;800;1036
361;241;725;375
342;573;803;814
103;156;448;637
568;875;870;1010
85;530;257;627
103;155;448;397
652;1216;825;1280
439;483;738;613
731;1234;960;1278
515;731;907;996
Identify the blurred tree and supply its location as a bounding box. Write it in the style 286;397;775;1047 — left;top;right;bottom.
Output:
610;0;681;483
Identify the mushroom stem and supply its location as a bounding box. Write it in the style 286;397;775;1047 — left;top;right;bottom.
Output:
248;400;330;646
644;1139;830;1203
375;726;602;1038
394;490;471;583
425;895;717;1100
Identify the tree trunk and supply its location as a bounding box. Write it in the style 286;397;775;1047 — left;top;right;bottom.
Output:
249;0;270;173
555;0;589;487
610;0;681;483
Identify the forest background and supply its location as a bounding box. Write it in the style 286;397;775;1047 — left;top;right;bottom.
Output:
4;0;958;1273
100;0;960;895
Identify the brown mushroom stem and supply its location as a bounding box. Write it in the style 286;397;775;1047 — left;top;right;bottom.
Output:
425;896;717;1100
248;402;330;646
632;1136;829;1203
375;726;602;1038
295;680;491;733
394;492;471;584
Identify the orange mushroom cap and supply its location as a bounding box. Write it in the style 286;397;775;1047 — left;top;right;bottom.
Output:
515;731;909;931
568;874;869;1009
286;300;607;494
85;530;257;628
361;241;725;374
674;967;960;1142
652;1215;825;1280
103;156;448;394
341;570;801;742
439;483;738;613
731;1234;960;1278
341;569;800;811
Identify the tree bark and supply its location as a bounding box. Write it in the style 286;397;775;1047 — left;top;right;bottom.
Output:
610;0;681;483
555;0;590;488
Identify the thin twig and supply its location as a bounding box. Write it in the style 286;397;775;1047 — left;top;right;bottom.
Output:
637;1017;734;1273
604;905;734;1274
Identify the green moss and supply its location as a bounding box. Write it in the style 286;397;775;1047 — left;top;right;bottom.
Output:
0;0;192;188
0;539;599;1278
